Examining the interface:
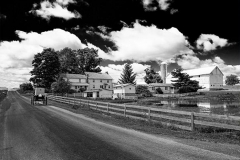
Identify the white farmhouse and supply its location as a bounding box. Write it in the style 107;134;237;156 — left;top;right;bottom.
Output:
113;83;136;99
166;66;223;90
61;72;113;98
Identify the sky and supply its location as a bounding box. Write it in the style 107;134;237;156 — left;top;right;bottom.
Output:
0;0;239;88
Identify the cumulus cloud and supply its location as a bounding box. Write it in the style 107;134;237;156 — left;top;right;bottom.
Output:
100;63;150;83
196;34;228;51
104;21;189;62
0;28;86;88
142;0;172;11
30;0;81;20
176;54;240;81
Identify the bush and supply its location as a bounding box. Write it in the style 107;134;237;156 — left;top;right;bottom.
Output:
178;86;197;93
69;89;77;94
156;88;163;94
136;85;152;97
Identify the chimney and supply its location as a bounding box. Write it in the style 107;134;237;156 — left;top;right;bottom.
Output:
161;62;167;84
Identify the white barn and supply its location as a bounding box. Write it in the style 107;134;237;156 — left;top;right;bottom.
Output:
166;66;224;90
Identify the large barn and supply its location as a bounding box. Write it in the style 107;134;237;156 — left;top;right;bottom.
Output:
166;66;224;90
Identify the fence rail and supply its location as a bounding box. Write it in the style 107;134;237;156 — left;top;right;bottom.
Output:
47;95;240;132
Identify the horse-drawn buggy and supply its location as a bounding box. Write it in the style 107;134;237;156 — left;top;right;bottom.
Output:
31;88;47;105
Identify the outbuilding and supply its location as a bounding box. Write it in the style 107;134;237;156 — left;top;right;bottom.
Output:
148;83;176;94
113;83;137;99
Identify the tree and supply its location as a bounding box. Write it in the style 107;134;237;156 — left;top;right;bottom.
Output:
225;74;240;86
51;77;72;95
58;47;102;74
58;48;80;74
156;88;163;94
76;48;102;73
171;69;202;93
136;85;152;97
20;82;33;91
118;63;137;84
144;67;163;84
30;48;61;89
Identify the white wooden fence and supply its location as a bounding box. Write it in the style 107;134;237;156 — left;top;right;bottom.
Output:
47;95;240;132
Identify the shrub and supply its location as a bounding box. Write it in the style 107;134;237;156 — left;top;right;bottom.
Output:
156;88;163;94
136;85;152;97
178;86;197;93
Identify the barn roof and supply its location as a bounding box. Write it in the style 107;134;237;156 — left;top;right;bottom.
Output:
85;72;113;80
167;66;222;78
182;66;218;76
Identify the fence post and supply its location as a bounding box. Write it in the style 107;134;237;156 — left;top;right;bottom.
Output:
73;93;75;106
87;100;89;109
107;103;109;113
124;104;126;117
148;108;151;121
191;112;195;131
96;102;98;110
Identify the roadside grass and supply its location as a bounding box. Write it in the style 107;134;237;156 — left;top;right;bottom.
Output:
46;99;240;145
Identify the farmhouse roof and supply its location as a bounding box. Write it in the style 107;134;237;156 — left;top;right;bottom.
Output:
85;72;113;80
71;82;89;86
114;83;135;88
84;89;112;92
61;74;86;79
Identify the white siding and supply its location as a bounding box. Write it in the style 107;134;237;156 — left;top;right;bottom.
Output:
81;79;86;83
209;67;223;88
69;79;79;82
113;85;135;94
88;79;113;90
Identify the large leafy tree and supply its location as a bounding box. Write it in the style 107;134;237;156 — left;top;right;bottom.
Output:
118;63;137;84
144;67;163;84
225;74;240;85
171;69;202;93
51;77;72;95
58;47;102;74
30;48;60;89
58;48;80;74
76;48;102;73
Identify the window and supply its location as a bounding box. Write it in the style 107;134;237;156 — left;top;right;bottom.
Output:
165;87;168;90
100;80;102;82
93;85;95;88
152;87;155;90
75;86;77;89
199;75;200;77
107;80;109;83
100;85;103;88
109;86;110;88
87;92;92;97
93;79;95;82
129;88;131;90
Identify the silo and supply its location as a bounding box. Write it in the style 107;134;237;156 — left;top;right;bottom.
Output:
161;62;167;84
